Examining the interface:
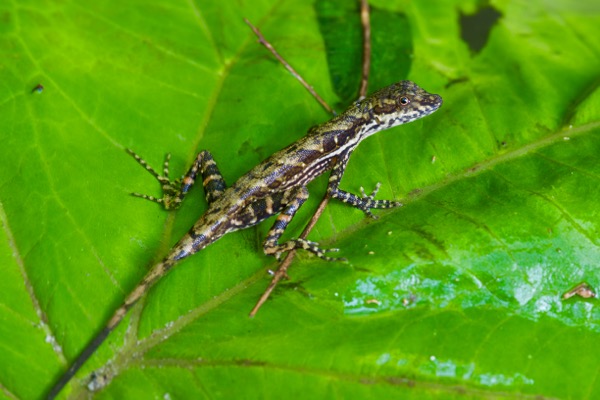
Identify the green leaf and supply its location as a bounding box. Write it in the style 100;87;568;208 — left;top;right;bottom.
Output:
1;0;599;399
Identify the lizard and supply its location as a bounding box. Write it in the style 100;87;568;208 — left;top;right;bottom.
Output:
46;80;442;399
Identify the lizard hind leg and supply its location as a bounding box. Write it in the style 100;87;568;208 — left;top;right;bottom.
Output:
263;187;345;262
127;149;227;210
195;150;227;205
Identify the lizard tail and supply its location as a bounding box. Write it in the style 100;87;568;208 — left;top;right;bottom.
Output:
46;258;177;399
45;326;111;399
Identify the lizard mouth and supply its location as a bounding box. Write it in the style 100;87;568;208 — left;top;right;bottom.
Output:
431;94;443;109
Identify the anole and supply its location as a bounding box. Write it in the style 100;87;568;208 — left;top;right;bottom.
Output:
47;80;442;398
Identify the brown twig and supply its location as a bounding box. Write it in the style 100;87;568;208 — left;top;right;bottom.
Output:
247;1;372;315
250;192;330;317
358;0;371;99
244;18;334;115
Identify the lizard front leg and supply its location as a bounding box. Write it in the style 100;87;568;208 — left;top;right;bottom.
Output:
263;187;342;261
327;152;402;218
127;149;227;209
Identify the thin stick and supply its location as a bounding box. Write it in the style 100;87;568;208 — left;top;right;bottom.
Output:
244;18;334;115
247;0;373;316
358;0;371;99
249;193;330;317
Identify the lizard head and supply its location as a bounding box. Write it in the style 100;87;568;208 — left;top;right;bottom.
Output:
356;80;442;136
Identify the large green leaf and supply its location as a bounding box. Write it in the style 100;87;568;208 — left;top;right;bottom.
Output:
1;0;599;399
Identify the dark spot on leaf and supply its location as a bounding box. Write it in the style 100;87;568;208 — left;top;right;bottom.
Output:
31;83;44;94
445;76;469;89
460;5;502;54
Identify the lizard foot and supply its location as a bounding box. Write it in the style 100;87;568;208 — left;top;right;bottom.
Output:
268;238;346;262
127;149;184;210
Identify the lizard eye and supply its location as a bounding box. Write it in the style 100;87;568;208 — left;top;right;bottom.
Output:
399;97;410;106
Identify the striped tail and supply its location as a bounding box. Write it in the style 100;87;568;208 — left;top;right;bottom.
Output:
46;258;177;399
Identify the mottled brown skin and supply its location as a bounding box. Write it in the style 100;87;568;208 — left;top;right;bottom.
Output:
47;80;442;399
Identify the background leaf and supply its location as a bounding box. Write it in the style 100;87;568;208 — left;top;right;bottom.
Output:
1;0;599;399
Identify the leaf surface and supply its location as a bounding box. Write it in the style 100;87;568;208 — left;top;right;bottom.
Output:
0;0;599;399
